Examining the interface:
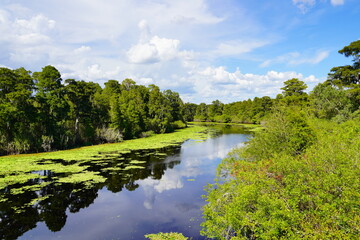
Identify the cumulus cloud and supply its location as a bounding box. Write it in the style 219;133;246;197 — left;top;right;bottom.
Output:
127;21;183;64
0;1;327;103
187;66;319;103
127;36;181;64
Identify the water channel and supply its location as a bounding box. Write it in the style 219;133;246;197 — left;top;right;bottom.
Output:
1;125;251;240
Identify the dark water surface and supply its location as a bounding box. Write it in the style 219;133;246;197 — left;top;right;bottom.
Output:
1;125;250;240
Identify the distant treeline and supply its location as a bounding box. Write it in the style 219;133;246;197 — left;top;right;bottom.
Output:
0;66;186;155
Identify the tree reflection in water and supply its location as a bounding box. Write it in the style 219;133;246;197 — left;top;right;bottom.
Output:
0;146;181;240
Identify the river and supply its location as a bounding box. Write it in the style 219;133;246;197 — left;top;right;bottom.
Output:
1;125;250;240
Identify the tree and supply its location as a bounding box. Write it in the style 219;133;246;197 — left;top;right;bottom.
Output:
194;103;208;121
183;103;197;122
328;40;360;88
310;83;351;121
208;100;223;119
163;89;184;122
0;67;35;154
33;65;62;93
64;79;102;145
148;85;172;133
33;66;69;150
117;80;148;138
281;78;307;97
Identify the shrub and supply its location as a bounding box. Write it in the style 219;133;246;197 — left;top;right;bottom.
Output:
41;135;54;152
96;127;123;143
201;115;360;239
171;120;187;129
140;130;155;138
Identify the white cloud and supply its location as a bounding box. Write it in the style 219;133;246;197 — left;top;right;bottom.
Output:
74;45;91;54
260;50;329;67
127;21;183;64
0;1;328;104
214;39;269;56
293;0;346;12
14;14;55;33
331;0;345;6
186;66;319;103
293;0;316;13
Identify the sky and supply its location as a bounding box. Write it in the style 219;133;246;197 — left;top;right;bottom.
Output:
0;0;359;103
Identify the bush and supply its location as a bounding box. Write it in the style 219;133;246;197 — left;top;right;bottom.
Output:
214;114;231;123
96;127;123;143
171;120;187;129
140;130;155;138
201;115;360;239
41;135;54;152
240;107;315;161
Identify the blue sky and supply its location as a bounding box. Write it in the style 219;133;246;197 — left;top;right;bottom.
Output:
0;0;359;103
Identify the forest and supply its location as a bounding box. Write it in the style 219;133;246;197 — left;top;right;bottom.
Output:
0;67;186;155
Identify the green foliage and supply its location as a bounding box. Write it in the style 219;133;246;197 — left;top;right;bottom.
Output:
171;120;187;129
241;107;315;161
310;83;352;121
0;125;208;191
183;102;197;121
281;78;308;97
145;232;188;240
328;40;360;88
0;66;188;155
148;85;173;134
202;113;360;239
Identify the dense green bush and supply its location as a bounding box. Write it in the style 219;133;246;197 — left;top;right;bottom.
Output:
202;113;360;239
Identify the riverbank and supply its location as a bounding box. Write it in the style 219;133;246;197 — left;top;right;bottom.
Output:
189;121;263;132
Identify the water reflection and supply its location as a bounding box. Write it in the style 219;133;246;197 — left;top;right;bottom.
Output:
0;125;250;240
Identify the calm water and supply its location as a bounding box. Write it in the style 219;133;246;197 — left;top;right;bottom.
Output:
1;125;250;240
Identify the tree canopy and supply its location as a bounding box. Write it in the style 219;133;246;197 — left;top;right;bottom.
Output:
0;66;187;155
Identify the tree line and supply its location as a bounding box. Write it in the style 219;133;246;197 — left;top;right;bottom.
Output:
2;39;360;157
0;66;186;155
186;40;360;125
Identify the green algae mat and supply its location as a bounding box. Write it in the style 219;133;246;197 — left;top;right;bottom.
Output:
0;125;208;191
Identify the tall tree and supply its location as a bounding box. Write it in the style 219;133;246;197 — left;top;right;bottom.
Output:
33;66;69;150
328;40;360;88
0;67;35;153
281;78;307;97
148;85;172;133
64;79;102;145
117;80;148;138
163;89;184;122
